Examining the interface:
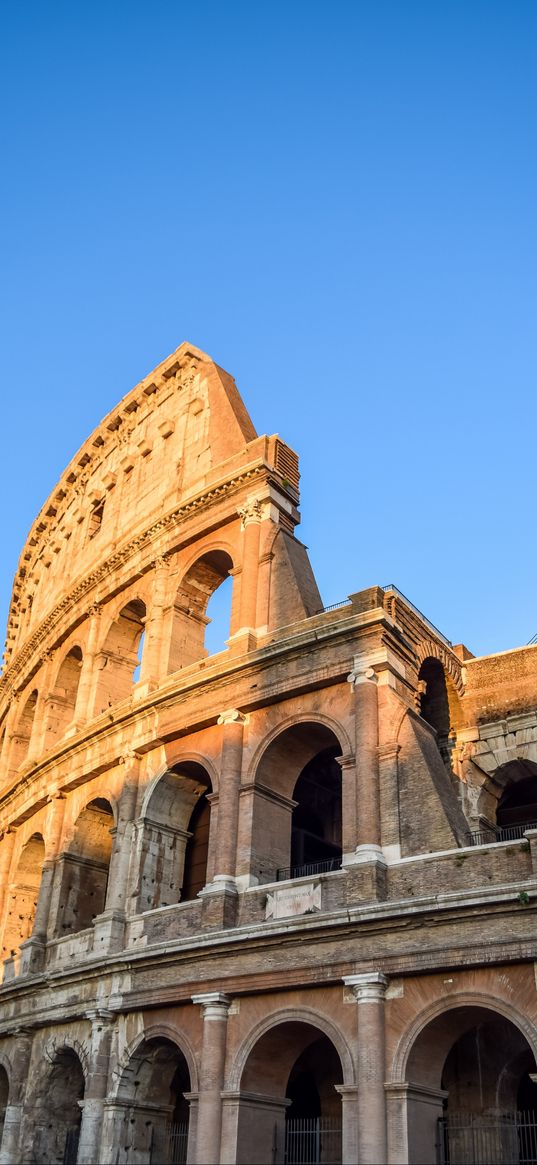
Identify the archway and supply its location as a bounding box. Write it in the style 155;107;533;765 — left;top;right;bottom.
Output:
418;658;460;768
10;690;38;770
236;1019;344;1164
109;1036;192;1164
251;723;343;882
46;646;83;743
401;1004;537;1164
52;799;114;936
167;551;234;672
2;833;45;963
0;1063;8;1146
94;599;146;712
137;764;212;911
30;1047;85;1164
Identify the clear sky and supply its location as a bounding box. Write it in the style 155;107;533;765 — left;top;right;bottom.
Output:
1;0;536;660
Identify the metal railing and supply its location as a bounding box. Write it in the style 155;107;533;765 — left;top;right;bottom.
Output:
438;1109;537;1165
466;822;537;847
276;857;341;882
285;1117;342;1164
149;1121;188;1165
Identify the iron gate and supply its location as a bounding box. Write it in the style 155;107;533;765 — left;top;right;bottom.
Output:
438;1110;537;1165
284;1118;342;1165
149;1121;188;1165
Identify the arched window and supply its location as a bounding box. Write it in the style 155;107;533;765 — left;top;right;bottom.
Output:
2;834;45;964
46;646;83;743
138;765;212;911
0;1064;8;1145
53;799;114;936
111;1038;191;1164
168;551;234;672
252;722;343;883
94;599;146;712
10;690;38;770
418;658;460;767
32;1048;84;1165
496;761;537;837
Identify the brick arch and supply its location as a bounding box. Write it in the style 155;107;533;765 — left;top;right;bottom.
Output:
98;592;149;646
176;538;237;584
390;991;537;1084
140;756;216;818
228;1006;355;1091
415;639;464;698
247;712;352;787
113;1022;199;1098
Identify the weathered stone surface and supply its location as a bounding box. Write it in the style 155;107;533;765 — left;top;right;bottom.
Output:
0;343;536;1163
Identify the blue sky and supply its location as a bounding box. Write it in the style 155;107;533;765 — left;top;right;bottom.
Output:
1;0;536;659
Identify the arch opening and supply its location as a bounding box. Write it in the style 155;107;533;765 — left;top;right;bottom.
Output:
0;1062;8;1145
237;1020;343;1165
46;646;83;744
403;1004;537;1165
112;1036;191;1164
2;833;45;966
138;764;212;911
29;1047;85;1165
167;551;234;673
251;723;343;883
52;799;114;936
11;690;38;771
418;658;457;767
95;599;146;713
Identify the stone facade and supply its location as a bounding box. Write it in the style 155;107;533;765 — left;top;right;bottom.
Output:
0;342;536;1163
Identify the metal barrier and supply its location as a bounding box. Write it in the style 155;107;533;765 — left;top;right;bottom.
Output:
149;1121;188;1164
285;1117;342;1164
466;823;537;847
438;1110;537;1165
276;858;341;882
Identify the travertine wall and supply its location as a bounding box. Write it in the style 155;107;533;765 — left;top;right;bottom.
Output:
0;344;536;1163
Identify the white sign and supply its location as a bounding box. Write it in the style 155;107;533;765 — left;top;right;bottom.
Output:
266;882;321;920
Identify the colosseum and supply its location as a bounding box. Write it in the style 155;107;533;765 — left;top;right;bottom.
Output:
0;341;536;1165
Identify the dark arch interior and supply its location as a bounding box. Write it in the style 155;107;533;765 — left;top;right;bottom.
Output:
182;787;211;902
418;658;452;763
32;1048;85;1165
55;799;114;935
0;1063;8;1131
291;747;342;873
497;763;537;831
115;1037;191;1164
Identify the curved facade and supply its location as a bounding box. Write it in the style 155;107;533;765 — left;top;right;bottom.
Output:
0;342;537;1163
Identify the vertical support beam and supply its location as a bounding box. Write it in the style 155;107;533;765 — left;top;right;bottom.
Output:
344;972;388;1165
347;665;381;854
236;500;262;634
74;604;102;725
20;793;66;974
29;649;56;761
0;1029;33;1165
213;709;247;883
378;743;401;861
192;992;231;1164
77;1010;115;1165
106;750;141;914
139;555;171;687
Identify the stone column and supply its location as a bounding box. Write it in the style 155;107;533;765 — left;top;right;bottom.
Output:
347;665;381;854
344;972;388;1165
20;793;66;973
378;743;401;862
213;710;247;883
138;556;170;689
236;500;262;634
337;754;357;856
192;992;231;1164
29;649;57;760
0;1029;33;1165
73;604;102;725
76;1010;115;1165
106;751;141;914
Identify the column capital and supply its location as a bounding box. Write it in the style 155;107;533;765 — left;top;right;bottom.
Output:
238;498;264;528
217;708;248;727
192;992;231;1020
334;752;355;770
343;972;388;1002
87;603;102;619
347;665;378;687
84;1008;116;1027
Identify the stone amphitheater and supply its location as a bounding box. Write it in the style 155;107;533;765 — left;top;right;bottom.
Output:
0;342;537;1164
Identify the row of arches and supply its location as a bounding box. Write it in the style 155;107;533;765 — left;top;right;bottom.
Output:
1;1001;537;1163
4;706;537;968
0;549;236;773
1;725;345;965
